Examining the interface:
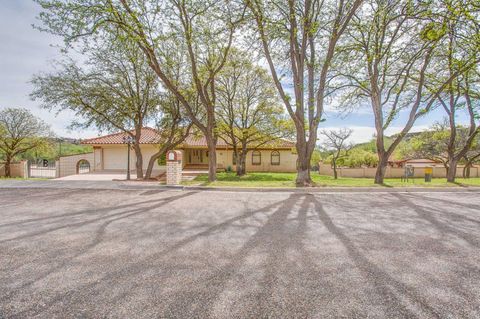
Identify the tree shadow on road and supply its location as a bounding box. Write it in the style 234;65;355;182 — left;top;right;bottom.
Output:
0;191;198;308
390;193;480;248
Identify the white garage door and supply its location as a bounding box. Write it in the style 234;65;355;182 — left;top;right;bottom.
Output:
103;147;127;170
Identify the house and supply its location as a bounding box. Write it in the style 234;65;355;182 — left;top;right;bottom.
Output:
81;127;165;174
81;127;297;174
387;157;444;168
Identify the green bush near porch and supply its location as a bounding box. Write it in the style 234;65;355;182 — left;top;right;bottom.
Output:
182;172;480;188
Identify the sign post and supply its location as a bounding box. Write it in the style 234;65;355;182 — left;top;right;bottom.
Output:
402;165;414;182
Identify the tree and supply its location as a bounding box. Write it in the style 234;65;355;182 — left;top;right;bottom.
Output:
0;108;51;177
320;128;353;179
216;49;293;176
435;66;480;182
144;92;193;179
35;0;245;182
408;122;480;179
462;138;480;178
31;39;163;179
245;0;364;186
333;0;479;184
407;122;451;169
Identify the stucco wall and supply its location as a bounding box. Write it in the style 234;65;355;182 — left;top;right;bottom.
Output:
213;149;297;172
58;153;95;177
318;162;479;178
0;161;27;178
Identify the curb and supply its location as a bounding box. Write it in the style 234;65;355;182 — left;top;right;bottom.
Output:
178;185;480;193
1;180;479;193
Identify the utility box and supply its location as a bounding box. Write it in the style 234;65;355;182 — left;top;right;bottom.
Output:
424;167;433;182
166;150;183;185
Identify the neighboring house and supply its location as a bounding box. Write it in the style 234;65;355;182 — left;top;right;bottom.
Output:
387;157;444;168
403;158;445;168
81;127;297;173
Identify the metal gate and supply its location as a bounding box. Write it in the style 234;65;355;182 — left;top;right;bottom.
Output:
28;160;57;178
77;160;91;174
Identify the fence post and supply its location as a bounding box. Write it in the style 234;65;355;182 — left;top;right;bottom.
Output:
56;160;60;178
26;160;30;178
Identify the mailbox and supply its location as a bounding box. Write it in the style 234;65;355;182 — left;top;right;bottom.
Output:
167;150;182;163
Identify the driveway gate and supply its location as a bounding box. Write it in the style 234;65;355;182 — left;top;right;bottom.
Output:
28;160;57;178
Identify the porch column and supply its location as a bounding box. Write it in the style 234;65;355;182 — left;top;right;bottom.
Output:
166;150;183;185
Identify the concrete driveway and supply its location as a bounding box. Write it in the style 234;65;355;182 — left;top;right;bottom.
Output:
1;187;479;318
55;171;128;181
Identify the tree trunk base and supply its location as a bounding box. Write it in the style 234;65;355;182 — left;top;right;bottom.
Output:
296;169;314;187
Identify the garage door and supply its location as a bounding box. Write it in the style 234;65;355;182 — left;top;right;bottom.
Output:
103;147;127;170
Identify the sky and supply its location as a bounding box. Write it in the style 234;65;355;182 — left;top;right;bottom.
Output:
0;1;467;144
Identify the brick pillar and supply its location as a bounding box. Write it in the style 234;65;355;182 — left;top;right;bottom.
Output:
166;150;183;185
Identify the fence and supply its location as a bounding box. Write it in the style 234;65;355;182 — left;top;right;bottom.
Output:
318;162;479;178
28;160;57;178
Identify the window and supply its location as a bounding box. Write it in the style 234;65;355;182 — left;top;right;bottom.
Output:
252;150;261;165
271;151;280;165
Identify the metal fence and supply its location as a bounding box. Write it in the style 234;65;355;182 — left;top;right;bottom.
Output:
28;160;57;178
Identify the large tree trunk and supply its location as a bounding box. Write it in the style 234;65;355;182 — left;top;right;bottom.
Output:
463;164;471;179
206;135;217;182
235;150;241;176
295;141;313;186
236;143;247;176
446;158;458;183
144;149;164;180
240;153;246;176
333;160;338;180
4;156;11;178
374;153;389;185
133;144;143;179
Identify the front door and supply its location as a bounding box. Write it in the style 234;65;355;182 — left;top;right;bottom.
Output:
188;149;207;164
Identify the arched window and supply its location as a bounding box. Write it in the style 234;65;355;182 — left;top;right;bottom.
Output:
271;151;280;165
252;150;261;165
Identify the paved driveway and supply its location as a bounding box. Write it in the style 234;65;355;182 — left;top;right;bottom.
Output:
55;172;128;181
1;187;479;318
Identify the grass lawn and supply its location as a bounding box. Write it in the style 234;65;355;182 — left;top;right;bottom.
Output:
182;172;480;188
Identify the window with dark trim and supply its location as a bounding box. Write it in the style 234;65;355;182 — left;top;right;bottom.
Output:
252;150;261;165
271;151;280;165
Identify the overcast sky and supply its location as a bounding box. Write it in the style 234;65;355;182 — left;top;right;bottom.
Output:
0;0;466;144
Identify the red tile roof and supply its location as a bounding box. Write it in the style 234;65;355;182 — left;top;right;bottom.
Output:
82;127;295;149
182;134;295;149
81;127;161;145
